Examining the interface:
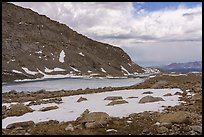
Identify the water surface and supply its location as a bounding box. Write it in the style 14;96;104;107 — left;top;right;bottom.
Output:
2;77;146;92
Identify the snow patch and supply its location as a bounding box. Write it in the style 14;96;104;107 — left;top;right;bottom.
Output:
22;67;38;75
101;68;107;73
78;52;85;56
142;68;160;74
35;51;42;54
106;129;117;132
2;88;183;128
70;66;80;72
59;50;65;63
121;66;130;75
87;70;92;73
12;70;23;74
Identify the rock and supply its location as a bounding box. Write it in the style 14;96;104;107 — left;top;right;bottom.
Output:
159;111;192;124
142;91;153;94
85;122;100;129
163;93;172;96
28;101;41;106
174;92;182;96
39;106;59;111
139;96;165;103
154;122;160;126
157;126;169;134
76;109;90;122
6;121;34;129
127;96;138;99
65;123;74;131
190;125;202;134
107;100;128;106
104;96;123;100
48;97;63;103
9;90;17;94
77;97;88;102
74;124;83;130
160;122;172;129
78;112;111;128
6;103;33;116
151;80;168;88
54;97;62;102
37;89;46;93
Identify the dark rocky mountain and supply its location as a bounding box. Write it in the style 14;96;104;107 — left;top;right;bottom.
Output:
2;2;145;83
154;61;202;73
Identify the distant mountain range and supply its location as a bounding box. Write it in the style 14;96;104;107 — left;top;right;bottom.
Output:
151;61;202;72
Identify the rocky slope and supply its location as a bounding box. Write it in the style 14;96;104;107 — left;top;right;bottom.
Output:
2;2;144;83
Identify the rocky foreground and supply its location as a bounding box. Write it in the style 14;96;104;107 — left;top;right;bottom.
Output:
2;72;202;135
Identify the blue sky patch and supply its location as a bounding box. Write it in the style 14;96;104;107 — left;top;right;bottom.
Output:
133;2;202;11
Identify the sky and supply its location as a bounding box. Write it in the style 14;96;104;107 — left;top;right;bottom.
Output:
11;2;202;67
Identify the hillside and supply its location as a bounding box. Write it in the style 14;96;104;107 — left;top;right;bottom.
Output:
2;2;144;83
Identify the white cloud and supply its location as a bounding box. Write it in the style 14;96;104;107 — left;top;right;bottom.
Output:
11;2;202;66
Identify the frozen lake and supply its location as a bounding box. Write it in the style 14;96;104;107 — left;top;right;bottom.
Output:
2;77;147;92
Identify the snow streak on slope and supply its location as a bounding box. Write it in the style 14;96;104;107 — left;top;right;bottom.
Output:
59;50;65;63
22;67;38;75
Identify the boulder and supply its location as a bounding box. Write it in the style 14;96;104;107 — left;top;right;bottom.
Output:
6;103;33;116
9;90;17;94
104;96;123;100
6;121;34;129
77;97;88;102
78;111;111;128
157;126;169;134
107;100;128;106
39;106;58;111
159;111;192;124
139;96;164;103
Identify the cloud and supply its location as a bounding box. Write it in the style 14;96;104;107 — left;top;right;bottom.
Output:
123;41;202;67
11;2;202;66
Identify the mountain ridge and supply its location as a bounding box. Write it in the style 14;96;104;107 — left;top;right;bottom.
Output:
2;2;145;83
151;61;202;72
